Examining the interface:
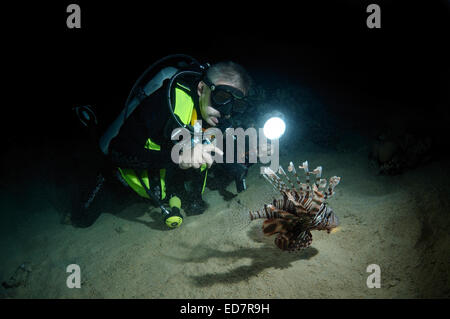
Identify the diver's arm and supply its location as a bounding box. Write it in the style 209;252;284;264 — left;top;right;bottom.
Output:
109;140;174;170
108;82;175;170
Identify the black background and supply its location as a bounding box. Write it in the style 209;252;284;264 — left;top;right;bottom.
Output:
1;298;448;316
3;0;449;167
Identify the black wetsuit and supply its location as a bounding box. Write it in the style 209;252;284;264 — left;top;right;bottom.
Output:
108;77;206;192
109;79;186;171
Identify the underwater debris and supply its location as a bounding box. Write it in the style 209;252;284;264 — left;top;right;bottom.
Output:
249;161;341;252
1;262;32;289
370;130;433;175
115;224;130;234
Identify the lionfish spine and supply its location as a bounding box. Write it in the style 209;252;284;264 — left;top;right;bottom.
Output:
249;204;280;220
263;167;288;193
278;165;296;190
299;161;312;194
312;166;322;187
324;176;341;199
262;174;278;192
318;178;328;189
301;193;316;213
273;198;287;210
288;162;302;191
274;177;288;193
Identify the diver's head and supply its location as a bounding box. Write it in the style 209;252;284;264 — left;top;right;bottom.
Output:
197;61;252;127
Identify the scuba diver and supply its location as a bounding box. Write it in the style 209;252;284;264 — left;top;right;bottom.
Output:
71;54;254;229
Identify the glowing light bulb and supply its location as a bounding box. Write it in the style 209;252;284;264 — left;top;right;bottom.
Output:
263;117;286;140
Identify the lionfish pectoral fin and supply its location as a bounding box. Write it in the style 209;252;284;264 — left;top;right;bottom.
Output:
274;233;292;251
262;219;289;236
291;230;313;250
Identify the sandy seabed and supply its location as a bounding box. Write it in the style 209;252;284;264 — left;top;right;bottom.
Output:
1;144;449;299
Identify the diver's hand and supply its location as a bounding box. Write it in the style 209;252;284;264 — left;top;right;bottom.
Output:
179;143;224;170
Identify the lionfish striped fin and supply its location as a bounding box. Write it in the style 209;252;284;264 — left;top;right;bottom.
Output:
318;178;327;188
249;204;297;221
288;161;303;192
262;174;279;192
273;197;290;211
262;166;288;193
262;219;290;237
277;165;296;190
312;166;322;187
275;230;313;251
274;233;292;251
299;161;312;194
290;230;313;251
249;204;272;221
324;176;341;199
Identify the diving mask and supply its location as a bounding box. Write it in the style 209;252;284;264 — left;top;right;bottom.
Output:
202;77;248;117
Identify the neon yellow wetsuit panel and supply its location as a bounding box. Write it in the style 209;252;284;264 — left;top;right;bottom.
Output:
118;83;208;200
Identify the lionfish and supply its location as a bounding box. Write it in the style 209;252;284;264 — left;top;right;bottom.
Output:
249;161;341;252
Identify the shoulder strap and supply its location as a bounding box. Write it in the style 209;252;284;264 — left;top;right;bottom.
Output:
99;66;178;155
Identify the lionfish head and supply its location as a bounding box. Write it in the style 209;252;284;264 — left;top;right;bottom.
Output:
319;207;340;232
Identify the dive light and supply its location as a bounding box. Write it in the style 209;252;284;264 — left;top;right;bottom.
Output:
165;196;183;228
263;116;286;140
136;172;183;229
